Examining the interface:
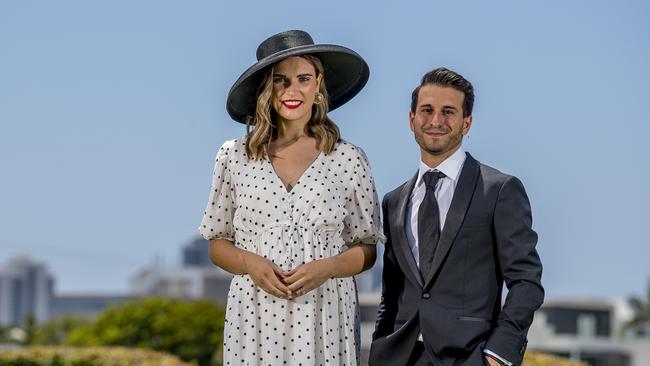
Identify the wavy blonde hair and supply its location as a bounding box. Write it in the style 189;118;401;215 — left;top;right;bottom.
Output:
245;55;340;160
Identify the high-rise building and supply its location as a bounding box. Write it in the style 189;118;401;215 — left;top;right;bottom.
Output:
0;254;54;326
182;236;212;268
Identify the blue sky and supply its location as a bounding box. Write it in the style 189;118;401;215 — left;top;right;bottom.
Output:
1;0;648;299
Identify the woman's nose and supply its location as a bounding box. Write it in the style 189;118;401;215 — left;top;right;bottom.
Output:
284;79;297;92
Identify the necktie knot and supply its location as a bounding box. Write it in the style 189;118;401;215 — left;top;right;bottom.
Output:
423;170;445;191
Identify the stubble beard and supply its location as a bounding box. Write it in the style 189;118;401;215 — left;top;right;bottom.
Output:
414;129;463;158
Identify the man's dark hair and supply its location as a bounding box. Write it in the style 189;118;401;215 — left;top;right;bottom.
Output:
410;67;475;117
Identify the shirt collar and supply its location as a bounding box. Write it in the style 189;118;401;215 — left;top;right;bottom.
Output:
415;146;467;188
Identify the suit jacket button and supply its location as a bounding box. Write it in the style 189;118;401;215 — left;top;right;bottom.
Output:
422;293;430;299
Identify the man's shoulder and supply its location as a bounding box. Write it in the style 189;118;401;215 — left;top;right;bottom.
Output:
384;184;404;201
471;155;523;188
382;176;414;207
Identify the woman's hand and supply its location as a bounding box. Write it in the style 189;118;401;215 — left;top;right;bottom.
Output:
283;259;333;297
243;252;292;299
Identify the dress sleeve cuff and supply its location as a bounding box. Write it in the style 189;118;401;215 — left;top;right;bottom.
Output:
483;349;513;366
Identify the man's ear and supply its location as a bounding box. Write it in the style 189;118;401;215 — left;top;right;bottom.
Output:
462;115;473;135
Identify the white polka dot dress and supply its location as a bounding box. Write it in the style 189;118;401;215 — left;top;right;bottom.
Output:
199;138;384;366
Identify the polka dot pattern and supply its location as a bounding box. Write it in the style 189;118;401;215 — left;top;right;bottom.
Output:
199;138;384;365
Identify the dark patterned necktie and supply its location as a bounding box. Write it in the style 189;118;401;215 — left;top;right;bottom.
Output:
418;170;446;278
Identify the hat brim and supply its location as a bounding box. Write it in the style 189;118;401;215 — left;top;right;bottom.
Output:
226;44;369;124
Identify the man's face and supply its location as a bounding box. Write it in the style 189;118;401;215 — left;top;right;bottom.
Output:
410;84;473;159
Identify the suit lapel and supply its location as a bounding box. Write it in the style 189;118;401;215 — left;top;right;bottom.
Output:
424;153;480;288
392;173;424;288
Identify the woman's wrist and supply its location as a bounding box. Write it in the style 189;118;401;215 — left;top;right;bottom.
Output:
320;256;338;278
239;250;253;274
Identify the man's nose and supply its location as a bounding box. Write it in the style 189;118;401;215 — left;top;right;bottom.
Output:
429;111;444;125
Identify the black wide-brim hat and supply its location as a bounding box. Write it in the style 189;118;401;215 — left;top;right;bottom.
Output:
226;30;370;124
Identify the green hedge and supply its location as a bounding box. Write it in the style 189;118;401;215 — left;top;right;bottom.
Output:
1;347;587;366
524;352;588;366
0;346;192;366
65;298;224;366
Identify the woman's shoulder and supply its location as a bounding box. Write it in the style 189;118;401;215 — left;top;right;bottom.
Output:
331;139;371;163
216;136;248;157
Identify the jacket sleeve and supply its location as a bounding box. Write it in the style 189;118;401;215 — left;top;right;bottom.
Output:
485;176;544;365
372;196;404;340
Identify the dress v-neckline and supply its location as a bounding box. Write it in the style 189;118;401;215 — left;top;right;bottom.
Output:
267;151;323;193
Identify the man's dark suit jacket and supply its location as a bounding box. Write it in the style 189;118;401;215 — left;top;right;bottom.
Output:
369;153;544;366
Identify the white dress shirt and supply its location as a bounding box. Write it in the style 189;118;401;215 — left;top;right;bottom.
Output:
404;146;511;366
405;146;466;265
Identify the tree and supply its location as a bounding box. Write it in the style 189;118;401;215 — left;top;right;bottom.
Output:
23;315;38;345
66;298;225;366
26;316;92;345
624;278;650;336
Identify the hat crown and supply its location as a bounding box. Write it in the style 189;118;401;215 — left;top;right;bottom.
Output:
256;30;315;61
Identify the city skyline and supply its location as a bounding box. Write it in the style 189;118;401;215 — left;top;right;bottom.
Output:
1;1;649;300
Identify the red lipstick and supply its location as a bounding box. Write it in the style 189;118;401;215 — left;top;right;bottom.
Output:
282;100;302;109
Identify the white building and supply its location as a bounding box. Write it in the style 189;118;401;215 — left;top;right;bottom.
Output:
355;295;650;366
0;254;54;326
129;266;233;305
528;298;650;366
50;294;135;319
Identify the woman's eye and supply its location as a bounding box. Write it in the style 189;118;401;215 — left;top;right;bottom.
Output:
273;77;285;84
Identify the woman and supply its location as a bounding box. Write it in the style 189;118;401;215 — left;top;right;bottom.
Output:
199;30;383;365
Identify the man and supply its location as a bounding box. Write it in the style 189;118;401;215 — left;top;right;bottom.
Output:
369;68;544;366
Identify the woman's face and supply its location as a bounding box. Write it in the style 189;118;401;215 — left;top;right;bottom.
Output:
271;56;322;125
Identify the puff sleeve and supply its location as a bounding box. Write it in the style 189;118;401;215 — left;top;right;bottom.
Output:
199;140;237;241
341;146;386;245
